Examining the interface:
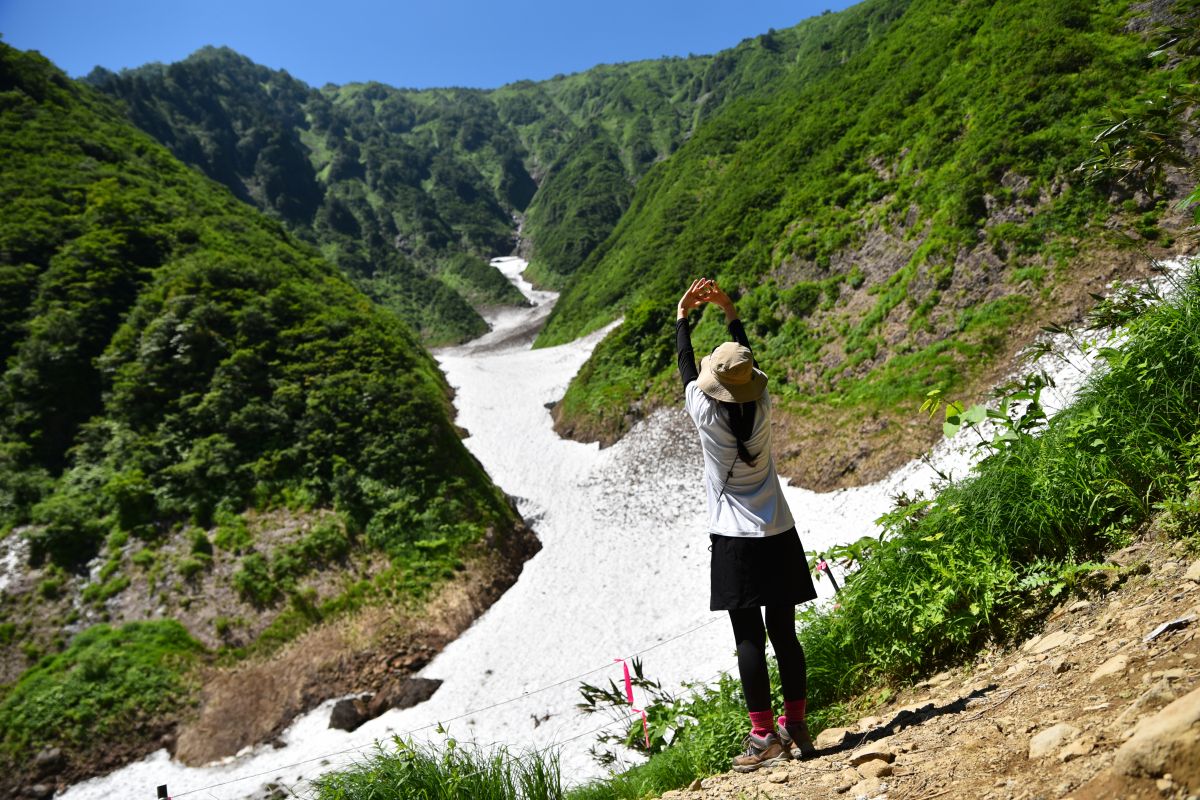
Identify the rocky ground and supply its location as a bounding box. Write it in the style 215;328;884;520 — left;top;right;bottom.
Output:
659;532;1200;800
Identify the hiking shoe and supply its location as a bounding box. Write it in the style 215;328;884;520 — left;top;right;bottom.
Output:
776;719;816;759
731;731;790;772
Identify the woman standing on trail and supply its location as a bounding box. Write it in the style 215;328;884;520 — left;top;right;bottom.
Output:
676;277;819;772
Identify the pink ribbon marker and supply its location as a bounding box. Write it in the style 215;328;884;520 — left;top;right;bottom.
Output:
614;658;650;748
817;558;828;572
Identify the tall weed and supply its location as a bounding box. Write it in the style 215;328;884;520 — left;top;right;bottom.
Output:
313;738;562;800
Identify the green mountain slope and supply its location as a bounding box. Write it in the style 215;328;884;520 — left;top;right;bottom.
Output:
539;0;1187;481
509;2;909;288
88;18;885;320
86;48;524;345
0;42;523;773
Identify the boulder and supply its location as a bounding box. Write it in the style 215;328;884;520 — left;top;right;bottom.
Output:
365;676;443;719
329;677;443;732
1112;685;1200;787
329;696;371;731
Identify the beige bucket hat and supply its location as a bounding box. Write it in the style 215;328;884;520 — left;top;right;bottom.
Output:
698;342;767;403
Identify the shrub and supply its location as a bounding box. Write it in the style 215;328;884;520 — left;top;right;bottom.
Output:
0;621;203;761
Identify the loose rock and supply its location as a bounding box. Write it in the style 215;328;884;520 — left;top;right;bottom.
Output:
1031;630;1077;654
815;726;852;749
1029;723;1080;759
856;715;882;731
1060;735;1096;762
32;748;63;777
849;776;885;798
1114;678;1178;729
858;758;895;779
831;767;861;793
848;745;895;766
1089;653;1129;684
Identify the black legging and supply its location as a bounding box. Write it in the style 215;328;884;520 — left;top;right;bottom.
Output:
728;606;807;712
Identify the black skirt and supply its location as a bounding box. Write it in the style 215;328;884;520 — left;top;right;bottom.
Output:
709;527;819;610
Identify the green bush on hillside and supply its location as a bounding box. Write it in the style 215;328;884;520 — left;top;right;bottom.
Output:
0;621;203;761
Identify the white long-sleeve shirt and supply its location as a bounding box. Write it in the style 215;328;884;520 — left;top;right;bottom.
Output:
684;381;795;537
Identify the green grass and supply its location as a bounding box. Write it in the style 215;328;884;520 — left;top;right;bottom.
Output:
0;621;203;761
313;738;563;800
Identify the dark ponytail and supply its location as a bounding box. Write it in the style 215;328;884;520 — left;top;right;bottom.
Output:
720;400;758;467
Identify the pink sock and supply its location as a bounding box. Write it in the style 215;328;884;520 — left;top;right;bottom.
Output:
778;698;806;729
748;709;775;737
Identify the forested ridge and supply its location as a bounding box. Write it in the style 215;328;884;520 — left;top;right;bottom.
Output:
0;42;523;786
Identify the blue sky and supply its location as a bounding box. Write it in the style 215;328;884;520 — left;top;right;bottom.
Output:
1;0;859;89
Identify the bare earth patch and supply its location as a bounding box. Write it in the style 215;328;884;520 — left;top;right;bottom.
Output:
173;522;540;765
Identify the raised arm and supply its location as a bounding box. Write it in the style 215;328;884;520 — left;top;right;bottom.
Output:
676;278;712;387
707;283;752;350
